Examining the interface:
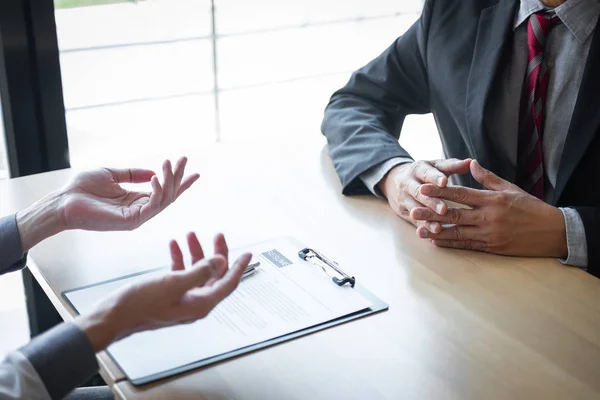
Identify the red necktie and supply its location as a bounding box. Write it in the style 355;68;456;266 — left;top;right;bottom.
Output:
516;11;561;199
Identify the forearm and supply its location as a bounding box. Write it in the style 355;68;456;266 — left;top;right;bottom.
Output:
322;95;412;195
16;191;66;253
321;12;431;195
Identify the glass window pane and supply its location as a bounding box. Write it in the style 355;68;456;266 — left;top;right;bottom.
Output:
218;14;420;89
55;0;215;169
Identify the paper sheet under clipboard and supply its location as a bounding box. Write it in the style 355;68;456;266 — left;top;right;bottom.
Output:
63;237;388;384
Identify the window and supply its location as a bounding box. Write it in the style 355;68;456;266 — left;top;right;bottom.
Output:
55;0;440;168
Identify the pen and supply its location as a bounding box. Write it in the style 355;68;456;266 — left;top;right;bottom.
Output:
242;262;260;280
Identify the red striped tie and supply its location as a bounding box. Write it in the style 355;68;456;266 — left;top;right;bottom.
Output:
516;11;561;199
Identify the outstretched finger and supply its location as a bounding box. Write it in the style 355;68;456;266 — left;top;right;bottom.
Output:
170;240;185;271
139;175;163;221
176;174;200;199
186;232;205;265
172;157;188;194
213;233;229;261
161;160;175;207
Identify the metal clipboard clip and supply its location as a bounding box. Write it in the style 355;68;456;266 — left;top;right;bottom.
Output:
298;248;356;288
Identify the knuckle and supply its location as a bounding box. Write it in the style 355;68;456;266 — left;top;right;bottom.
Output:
448;209;461;224
495;192;509;206
411;183;422;199
408;162;419;176
399;204;412;218
454;187;469;203
452;227;464;240
418;209;432;221
397;179;408;193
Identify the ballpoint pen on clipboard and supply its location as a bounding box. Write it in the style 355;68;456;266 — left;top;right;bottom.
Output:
242;261;260;280
298;248;356;288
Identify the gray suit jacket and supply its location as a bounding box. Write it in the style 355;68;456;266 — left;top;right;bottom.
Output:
0;215;98;399
321;0;600;277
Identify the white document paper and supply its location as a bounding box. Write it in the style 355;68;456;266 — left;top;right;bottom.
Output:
65;237;374;381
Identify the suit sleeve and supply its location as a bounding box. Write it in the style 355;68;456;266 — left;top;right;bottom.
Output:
1;323;99;400
321;0;434;195
0;215;27;276
570;207;600;277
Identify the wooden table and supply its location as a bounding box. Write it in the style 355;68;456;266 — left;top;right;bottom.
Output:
2;141;599;399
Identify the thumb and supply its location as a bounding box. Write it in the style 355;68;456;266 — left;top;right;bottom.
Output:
105;168;156;184
470;160;510;191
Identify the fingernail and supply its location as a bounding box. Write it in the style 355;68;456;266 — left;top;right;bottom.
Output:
437;177;444;186
436;203;445;214
419;229;428;238
428;223;437;232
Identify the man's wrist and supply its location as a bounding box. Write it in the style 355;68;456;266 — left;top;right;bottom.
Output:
75;307;122;353
377;162;413;199
16;191;67;252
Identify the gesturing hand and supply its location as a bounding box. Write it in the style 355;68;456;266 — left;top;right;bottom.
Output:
61;157;200;231
77;233;251;352
411;160;568;258
379;159;472;233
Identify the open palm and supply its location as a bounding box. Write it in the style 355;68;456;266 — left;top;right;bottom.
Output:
62;157;199;231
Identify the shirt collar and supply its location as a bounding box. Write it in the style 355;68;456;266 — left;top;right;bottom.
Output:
515;0;600;44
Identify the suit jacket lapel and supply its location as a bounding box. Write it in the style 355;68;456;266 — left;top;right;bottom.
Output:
465;0;519;183
553;21;600;205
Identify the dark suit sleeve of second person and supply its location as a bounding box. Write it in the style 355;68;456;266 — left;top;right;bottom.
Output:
0;214;27;276
321;0;434;195
571;207;600;277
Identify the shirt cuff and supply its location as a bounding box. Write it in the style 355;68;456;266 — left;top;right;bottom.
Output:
360;157;414;198
19;322;99;400
0;214;27;276
558;208;588;269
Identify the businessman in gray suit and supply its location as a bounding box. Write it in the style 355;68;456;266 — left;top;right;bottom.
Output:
0;158;251;399
322;0;600;277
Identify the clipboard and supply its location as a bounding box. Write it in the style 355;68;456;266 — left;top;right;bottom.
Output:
62;237;388;386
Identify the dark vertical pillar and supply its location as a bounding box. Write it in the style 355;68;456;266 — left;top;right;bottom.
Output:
0;0;69;337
